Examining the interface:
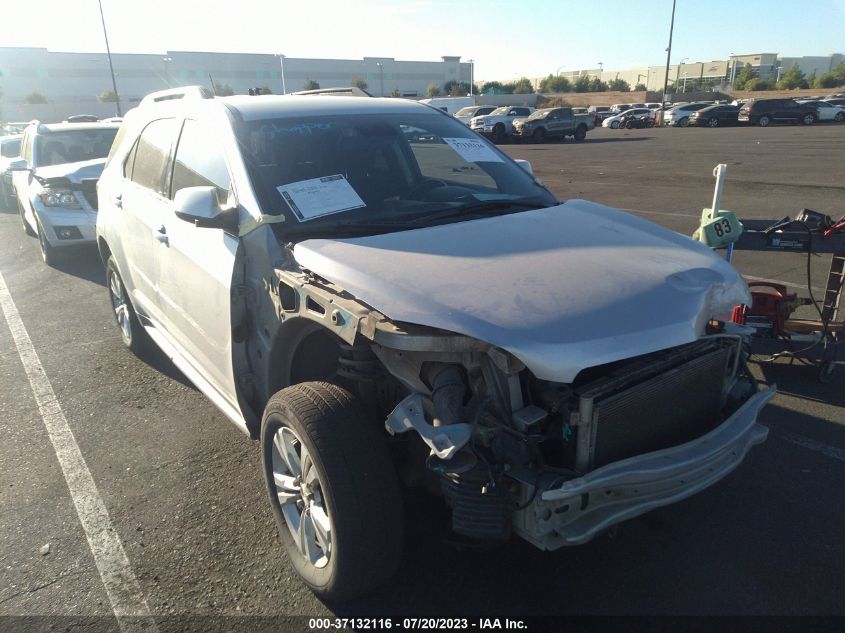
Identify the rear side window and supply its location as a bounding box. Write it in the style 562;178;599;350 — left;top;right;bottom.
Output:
127;118;179;195
170;119;231;204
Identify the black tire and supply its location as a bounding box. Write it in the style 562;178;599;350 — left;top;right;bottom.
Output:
758;114;771;127
801;113;815;126
261;382;403;600
106;256;151;355
36;220;61;267
531;127;546;143
835;112;845;123
491;124;506;143
573;125;587;141
708;117;719;128
677;117;690;127
19;199;36;237
610;120;620;129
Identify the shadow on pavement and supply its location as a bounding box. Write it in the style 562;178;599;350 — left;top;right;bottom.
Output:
55;247;107;287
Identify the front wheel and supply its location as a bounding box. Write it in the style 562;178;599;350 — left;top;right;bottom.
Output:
802;113;815;125
610;120;620;129
677;117;690;127
532;127;546;143
835;112;845;122
573;125;587;141
708;117;719;128
106;256;150;355
36;221;61;267
261;382;403;600
758;115;771;127
19;199;36;237
491;124;506;143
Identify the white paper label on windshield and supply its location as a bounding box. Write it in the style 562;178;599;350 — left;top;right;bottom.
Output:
442;137;504;163
276;174;366;221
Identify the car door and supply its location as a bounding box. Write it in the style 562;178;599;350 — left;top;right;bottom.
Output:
154;117;241;413
117;118;180;322
557;108;574;134
12;129;33;218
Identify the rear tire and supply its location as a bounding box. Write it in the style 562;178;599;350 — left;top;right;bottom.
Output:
610;120;620;129
532;127;546;143
677;117;690;127
802;113;815;125
758;115;771;127
708;117;719;128
261;382;404;600
491;124;506;143
835;112;845;122
573;125;587;141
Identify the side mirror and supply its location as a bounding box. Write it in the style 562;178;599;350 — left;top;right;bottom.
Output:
8;159;29;171
173;186;238;232
514;159;533;175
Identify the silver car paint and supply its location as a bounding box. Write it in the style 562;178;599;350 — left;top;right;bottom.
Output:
293;199;751;383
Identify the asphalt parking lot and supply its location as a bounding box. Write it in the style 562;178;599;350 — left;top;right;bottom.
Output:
1;124;843;631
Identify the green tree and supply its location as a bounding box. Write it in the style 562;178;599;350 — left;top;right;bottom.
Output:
732;64;755;90
777;64;808;90
607;77;630;91
814;63;845;88
97;89;117;103
303;79;320;90
511;77;535;94
633;82;647;91
480;81;512;95
443;80;471;96
588;76;608;92
350;76;368;90
538;74;572;93
426;83;442;97
745;78;776;91
573;75;591;92
24;91;48;104
213;82;234;96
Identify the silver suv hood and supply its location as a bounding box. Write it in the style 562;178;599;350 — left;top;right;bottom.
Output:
293;200;751;382
34;158;106;183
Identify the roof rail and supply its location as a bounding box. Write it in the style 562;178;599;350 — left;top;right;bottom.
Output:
291;86;373;98
139;85;214;107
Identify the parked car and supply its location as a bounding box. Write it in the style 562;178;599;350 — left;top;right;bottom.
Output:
796;100;845;122
737;99;817;126
588;105;613;126
663;103;712;127
9;121;119;265
453;105;496;126
821;97;845;108
0;134;22;209
609;103;632;113
512;107;594;142
419;96;475;115
602;107;654;129
645;102;662;109
688;104;741;128
470;105;535;142
95;87;771;600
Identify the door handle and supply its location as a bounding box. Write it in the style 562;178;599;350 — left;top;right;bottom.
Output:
110;194;122;208
155;225;169;245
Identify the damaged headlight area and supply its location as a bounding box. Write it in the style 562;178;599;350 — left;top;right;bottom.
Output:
375;331;770;549
39;189;81;208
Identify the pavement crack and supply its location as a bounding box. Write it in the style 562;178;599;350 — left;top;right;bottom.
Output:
0;569;88;606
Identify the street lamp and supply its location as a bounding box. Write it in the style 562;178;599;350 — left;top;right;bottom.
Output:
661;0;677;115
279;54;287;94
597;61;603;78
675;57;689;87
556;65;566;75
468;59;474;96
162;56;172;87
376;62;384;97
97;0;121;117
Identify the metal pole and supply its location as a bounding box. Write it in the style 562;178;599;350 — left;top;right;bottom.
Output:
97;0;121;117
279;54;287;94
377;62;384;97
660;0;677;121
469;59;474;96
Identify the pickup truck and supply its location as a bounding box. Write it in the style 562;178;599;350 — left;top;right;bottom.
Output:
470;105;535;142
512;107;595;142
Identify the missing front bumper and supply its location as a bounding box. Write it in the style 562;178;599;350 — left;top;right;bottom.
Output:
512;386;774;550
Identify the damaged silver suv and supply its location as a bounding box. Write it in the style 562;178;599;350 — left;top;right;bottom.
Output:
96;87;773;599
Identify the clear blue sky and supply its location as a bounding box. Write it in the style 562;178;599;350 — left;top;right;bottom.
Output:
4;0;845;80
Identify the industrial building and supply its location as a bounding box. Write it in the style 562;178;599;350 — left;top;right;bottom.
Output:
0;47;472;121
545;53;843;93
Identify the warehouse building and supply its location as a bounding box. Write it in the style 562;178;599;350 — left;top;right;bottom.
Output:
0;47;472;121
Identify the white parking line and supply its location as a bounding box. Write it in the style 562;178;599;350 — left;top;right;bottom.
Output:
0;271;157;633
777;431;845;464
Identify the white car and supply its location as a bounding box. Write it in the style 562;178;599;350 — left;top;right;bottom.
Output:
663;103;712;127
796;100;845;122
453;105;496;126
10;122;119;265
470;105;535;142
0;134;22;209
602;107;654;129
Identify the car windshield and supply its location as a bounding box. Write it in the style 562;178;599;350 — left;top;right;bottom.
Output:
455;107;478;116
490;107;510;115
235;112;557;237
526;110;551;121
35;128;118;167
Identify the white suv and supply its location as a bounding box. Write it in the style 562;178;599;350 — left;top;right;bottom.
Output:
10;122;119;265
95;87;771;600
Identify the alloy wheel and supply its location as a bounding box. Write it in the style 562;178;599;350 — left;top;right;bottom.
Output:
108;269;132;343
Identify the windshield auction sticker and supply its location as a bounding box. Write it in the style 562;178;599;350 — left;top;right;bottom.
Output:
442;137;504;163
276;174;366;221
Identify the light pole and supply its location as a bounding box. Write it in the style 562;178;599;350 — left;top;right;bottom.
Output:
682;73;688;92
279;54;287;94
162;56;172;87
675;57;689;88
660;0;677;122
97;0;121;117
556;65;566;75
376;62;384;97
597;61;603;79
468;59;474;96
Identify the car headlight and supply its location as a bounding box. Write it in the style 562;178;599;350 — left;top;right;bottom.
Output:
39;189;81;208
